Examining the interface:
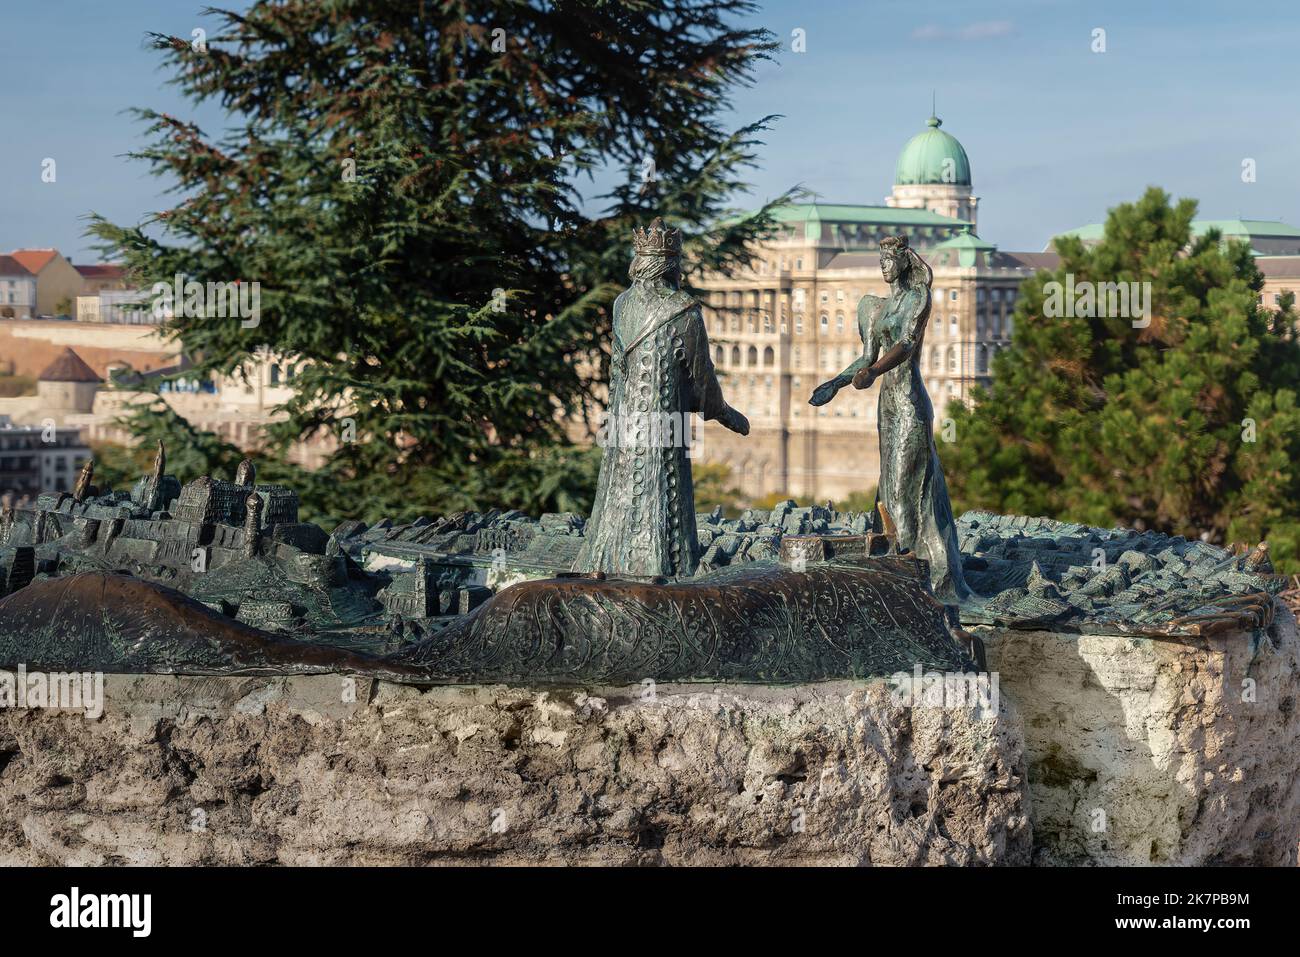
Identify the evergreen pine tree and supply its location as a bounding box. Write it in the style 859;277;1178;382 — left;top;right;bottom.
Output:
945;188;1300;571
91;0;797;523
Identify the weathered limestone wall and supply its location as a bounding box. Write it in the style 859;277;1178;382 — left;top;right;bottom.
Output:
0;677;1030;866
979;606;1300;866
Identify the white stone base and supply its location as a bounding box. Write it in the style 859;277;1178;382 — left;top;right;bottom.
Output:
0;676;1029;866
980;606;1300;865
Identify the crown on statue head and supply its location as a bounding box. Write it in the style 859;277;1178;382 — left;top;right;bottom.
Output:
879;234;910;252
632;217;682;257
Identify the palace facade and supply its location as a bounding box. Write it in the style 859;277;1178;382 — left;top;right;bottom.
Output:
692;114;1300;503
693;113;1051;501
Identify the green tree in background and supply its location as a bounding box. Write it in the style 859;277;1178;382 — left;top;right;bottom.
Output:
944;187;1300;572
91;0;796;524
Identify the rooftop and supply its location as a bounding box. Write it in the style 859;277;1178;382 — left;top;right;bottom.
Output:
1053;219;1300;248
75;264;126;280
37;347;102;384
772;202;970;228
8;249;60;274
0;255;33;277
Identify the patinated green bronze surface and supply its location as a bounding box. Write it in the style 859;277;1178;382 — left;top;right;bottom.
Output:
573;217;748;580
0;557;974;684
0;221;1279;685
395;555;973;683
810;234;972;604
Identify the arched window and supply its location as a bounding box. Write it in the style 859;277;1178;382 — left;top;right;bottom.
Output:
835;312;845;332
747;345;758;366
949;315;958;337
948;345;959;373
714;345;724;365
763;346;775;367
820;314;829;332
731;346;741;366
931;345;943;371
269;363;281;385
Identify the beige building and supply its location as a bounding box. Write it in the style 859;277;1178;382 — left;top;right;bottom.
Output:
690;116;1300;504
7;249;85;317
693;114;1048;502
0;332;336;470
0;256;38;320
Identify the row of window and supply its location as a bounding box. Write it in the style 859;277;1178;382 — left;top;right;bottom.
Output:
710;311;1014;350
711;285;1020;310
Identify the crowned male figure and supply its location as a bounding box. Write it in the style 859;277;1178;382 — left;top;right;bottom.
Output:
574;217;749;579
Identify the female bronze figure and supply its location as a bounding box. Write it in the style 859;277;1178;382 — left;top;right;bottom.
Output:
809;234;972;603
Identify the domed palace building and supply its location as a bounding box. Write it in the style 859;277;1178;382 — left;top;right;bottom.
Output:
693;113;1055;501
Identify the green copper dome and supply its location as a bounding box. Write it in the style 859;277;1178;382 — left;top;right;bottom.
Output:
894;115;971;187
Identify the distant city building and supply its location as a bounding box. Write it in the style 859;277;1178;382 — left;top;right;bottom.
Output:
74;263;129;295
6;249;84;317
76;288;155;324
693;113;1045;501
0;415;91;498
0;334;337;470
0;256;38;320
687;114;1300;503
36;347;103;421
1051;218;1300;310
0;248;132;321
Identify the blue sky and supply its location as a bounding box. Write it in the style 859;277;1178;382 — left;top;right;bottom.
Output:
2;0;1296;261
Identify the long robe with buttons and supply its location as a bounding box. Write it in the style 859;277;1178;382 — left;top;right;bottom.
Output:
574;282;731;579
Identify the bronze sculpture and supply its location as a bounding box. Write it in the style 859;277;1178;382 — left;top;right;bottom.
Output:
809;234;973;604
573;217;749;579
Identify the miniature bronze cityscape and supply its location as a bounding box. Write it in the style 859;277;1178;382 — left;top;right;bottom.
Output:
0;224;1281;683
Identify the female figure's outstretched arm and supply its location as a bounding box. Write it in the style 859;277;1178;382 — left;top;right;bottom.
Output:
810;294;884;407
852;286;929;391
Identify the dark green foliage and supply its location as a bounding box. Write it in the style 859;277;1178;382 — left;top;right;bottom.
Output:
90;0;796;522
944;188;1300;571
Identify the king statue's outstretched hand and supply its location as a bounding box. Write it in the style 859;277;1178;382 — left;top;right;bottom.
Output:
719;405;750;435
